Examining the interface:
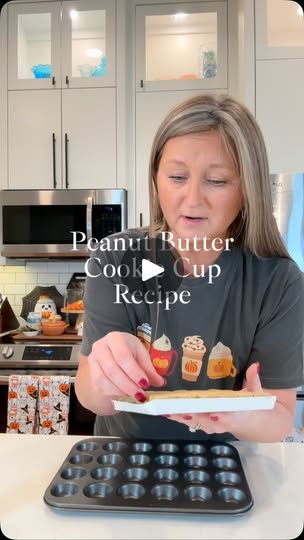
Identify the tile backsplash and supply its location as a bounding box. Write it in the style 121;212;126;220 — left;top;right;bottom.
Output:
0;261;86;318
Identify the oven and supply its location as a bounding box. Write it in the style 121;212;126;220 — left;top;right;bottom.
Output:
0;341;95;434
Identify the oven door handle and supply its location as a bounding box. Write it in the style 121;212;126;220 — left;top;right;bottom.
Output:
0;375;76;384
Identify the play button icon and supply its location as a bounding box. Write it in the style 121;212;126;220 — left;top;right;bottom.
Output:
142;258;164;282
84;232;188;312
119;234;184;299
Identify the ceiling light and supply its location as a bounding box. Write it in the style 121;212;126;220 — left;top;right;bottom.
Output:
70;10;79;20
297;5;303;16
174;12;188;20
86;48;103;59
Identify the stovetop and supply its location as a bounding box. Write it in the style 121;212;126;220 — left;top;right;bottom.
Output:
0;342;81;368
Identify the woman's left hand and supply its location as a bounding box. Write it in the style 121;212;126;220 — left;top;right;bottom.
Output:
164;362;261;435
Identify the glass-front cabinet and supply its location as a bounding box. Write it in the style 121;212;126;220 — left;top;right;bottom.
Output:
7;0;115;90
8;2;61;90
135;1;227;91
61;0;115;88
255;0;304;60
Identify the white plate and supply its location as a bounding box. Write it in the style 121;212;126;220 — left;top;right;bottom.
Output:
113;395;276;416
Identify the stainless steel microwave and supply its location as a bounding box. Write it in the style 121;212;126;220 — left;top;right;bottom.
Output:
0;189;127;258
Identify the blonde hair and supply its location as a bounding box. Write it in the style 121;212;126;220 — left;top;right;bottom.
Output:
148;94;289;258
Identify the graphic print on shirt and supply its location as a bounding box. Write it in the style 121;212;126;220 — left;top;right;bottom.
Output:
136;323;178;383
150;334;178;381
207;342;237;379
181;335;206;382
137;322;152;351
136;324;237;385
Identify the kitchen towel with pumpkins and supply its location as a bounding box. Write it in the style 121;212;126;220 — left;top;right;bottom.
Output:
6;375;70;434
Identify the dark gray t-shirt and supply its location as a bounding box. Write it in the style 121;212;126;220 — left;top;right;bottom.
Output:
81;228;304;441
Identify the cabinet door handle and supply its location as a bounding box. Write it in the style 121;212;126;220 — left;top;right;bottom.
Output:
52;76;56;86
65;75;69;86
65;133;69;189
140;79;144;88
139;212;143;227
52;133;57;189
86;196;93;240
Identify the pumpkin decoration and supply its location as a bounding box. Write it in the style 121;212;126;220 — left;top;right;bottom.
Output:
40;389;49;398
8;390;18;399
34;294;57;319
185;361;198;373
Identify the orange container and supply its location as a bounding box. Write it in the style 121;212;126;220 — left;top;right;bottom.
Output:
41;321;68;336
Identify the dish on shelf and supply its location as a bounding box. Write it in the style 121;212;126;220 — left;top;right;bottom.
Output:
23;330;39;337
31;64;52;78
62;299;84;312
77;64;93;77
41;321;69;336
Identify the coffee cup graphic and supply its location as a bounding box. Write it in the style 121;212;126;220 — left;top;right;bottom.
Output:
207;342;237;379
150;334;178;378
181;335;206;382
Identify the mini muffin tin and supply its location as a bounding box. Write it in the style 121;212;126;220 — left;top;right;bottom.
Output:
44;437;253;515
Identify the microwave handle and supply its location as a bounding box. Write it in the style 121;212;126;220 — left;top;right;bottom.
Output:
86;196;93;239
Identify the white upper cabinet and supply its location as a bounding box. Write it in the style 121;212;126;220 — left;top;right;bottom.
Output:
256;58;304;173
7;0;116;90
61;88;117;189
8;2;61;90
8;87;116;190
61;0;115;88
8;90;62;189
255;0;304;60
135;1;227;92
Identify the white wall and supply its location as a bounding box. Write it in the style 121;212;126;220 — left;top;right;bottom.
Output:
146;33;216;80
0;261;85;317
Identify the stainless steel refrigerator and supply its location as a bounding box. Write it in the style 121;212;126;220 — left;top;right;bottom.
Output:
271;173;304;441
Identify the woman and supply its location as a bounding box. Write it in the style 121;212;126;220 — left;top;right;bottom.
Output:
75;94;304;442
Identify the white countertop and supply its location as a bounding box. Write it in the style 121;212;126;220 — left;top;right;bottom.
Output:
0;434;303;540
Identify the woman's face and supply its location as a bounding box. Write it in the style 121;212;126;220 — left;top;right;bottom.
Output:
156;131;243;243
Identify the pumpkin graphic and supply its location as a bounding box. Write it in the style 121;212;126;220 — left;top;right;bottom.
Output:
8;391;18;399
40;389;49;398
8;421;20;430
59;383;69;396
27;385;38;398
185;361;198;373
152;357;169;369
41;419;52;429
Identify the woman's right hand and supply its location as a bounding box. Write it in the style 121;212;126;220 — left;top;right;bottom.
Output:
87;331;164;402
